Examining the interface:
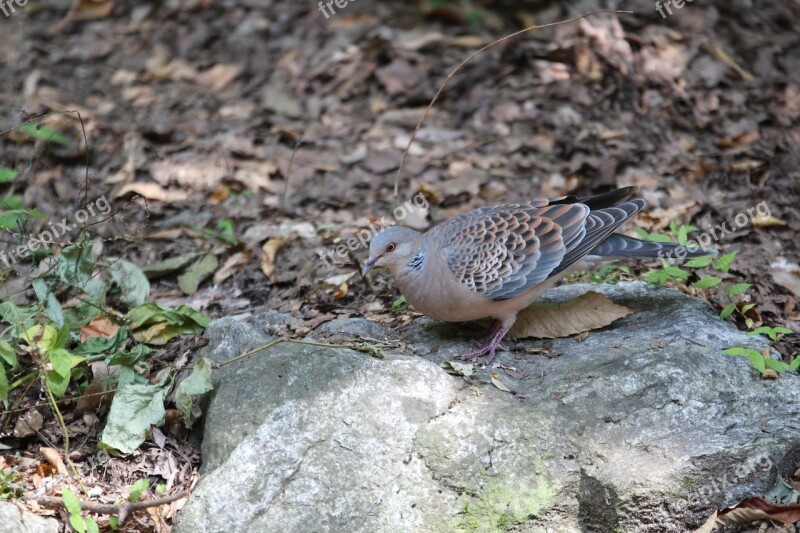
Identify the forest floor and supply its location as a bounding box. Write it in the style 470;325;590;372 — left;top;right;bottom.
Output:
0;0;798;530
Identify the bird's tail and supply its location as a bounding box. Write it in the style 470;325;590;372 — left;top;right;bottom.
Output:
589;233;716;259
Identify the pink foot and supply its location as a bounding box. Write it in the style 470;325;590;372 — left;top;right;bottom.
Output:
461;323;511;364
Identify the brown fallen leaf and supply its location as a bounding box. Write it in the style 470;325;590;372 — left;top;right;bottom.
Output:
692;511;717;533
13;410;44;438
509;291;634;340
490;372;512;393
116;182;189;202
213;250;253;284
752;213;787;228
716;497;800;525
39;447;67;475
80;315;120;343
261;238;287;280
74;381;111;416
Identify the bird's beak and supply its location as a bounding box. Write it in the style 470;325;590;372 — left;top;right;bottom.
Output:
362;256;380;276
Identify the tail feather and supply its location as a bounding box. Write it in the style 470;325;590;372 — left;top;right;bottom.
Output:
589;233;715;259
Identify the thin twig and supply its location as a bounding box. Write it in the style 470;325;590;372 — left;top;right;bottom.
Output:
280;128;307;211
44;377;87;494
32;491;189;525
392;9;634;198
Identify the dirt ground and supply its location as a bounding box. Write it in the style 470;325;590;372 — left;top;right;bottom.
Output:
1;0;799;530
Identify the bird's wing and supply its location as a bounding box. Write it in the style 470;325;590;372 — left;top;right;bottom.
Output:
435;192;646;301
437;202;589;301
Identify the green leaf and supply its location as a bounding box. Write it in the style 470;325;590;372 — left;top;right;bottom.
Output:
100;383;167;454
684;257;714;268
714;251;738;273
19;123;71;146
46;369;70;397
646;269;669;285
31;279;65;329
722;347;761;358
719;304;736;319
677;225;689;246
69;514;86;533
107;343;151;367
58;245;96;292
0;365;8;407
692;276;722;289
0;340;18;368
156;483;166;494
788;356;800;372
108;259;151;307
0;167;18;183
391;296;407;313
140;253;199;278
442;360;475;378
663;267;690;280
109;516;119;530
61;486;82;515
727;283;751;298
669;220;679;234
748;326;793;341
0;195;23;210
85;517;99;533
175;358;214;428
63;303;102;330
129;478;150;503
764;358;789;373
741;303;756;313
74;328;129;357
49;348;77;378
126;304;210;345
723;347;766;375
177;254;218;295
22;324;59;351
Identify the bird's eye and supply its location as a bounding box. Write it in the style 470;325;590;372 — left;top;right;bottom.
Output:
386;243;396;253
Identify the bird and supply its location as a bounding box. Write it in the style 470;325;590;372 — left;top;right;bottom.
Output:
362;187;715;363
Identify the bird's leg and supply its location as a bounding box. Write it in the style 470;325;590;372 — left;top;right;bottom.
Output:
461;323;511;364
471;320;509;351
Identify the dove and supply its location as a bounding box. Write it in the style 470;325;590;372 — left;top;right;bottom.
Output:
362;186;715;363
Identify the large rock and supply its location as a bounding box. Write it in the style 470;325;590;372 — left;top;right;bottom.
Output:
0;501;59;533
175;282;799;532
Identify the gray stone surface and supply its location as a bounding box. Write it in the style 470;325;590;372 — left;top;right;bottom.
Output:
176;282;800;532
0;501;59;533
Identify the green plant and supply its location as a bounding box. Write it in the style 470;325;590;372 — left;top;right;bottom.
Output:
0;469;24;500
61;486;99;533
723;347;800;376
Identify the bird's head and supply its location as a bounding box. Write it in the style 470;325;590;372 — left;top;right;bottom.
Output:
362;225;422;276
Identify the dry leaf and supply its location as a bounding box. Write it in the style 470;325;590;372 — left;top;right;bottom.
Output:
71;0;115;19
213;250;253;284
752;213;787;228
116;182;189;202
261;238;287;280
490;372;512;392
14;410;44;438
510;291;634;339
693;511;717;533
39;447;67;475
716;497;800;525
196;64;243;91
80;315;120;343
74;381;110;416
